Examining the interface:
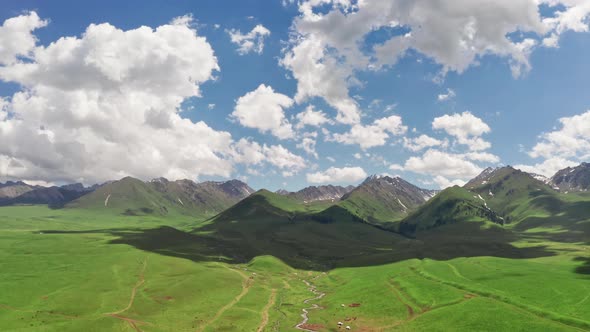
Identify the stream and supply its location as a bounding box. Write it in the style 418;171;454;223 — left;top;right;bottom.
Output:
295;273;326;332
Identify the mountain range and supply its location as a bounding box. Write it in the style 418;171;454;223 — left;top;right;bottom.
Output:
276;184;354;203
1;162;589;236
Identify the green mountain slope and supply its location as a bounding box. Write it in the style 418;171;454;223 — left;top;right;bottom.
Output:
68;177;253;216
398;186;504;236
333;175;436;226
461;166;590;242
464;167;558;222
68;177;183;215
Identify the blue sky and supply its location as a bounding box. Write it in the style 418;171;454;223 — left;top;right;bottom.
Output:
1;0;590;191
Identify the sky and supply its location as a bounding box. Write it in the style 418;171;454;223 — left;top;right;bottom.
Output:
0;0;590;191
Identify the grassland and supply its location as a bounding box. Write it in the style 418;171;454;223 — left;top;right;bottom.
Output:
0;202;589;331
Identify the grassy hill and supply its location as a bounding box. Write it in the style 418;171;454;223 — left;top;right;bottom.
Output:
465;167;560;222
398;186;504;236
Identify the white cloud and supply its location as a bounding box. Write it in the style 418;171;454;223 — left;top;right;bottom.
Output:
232;139;307;175
228;24;271;55
282;170;295;177
515;157;578;177
433;175;467;189
542;1;590;37
432;111;491;151
404;149;483;180
208;103;216;110
231;138;266;165
263;144;306;172
307;166;367;184
463;152;501;163
281;0;590;128
0;13;238;184
437;88;456;102
518;110;590;177
232;84;294;139
295;105;333;129
389;163;404;171
331;115;407;149
0;12;48;66
297;136;318;158
280;35;361;125
403;134;447;152
529;110;590;159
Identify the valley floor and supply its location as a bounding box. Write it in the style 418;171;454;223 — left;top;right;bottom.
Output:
0;206;589;331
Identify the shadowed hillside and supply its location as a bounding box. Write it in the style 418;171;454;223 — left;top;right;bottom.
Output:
42;189;556;271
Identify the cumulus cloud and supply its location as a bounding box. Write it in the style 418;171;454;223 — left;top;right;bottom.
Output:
404;149;483;180
232;84;294;139
295;105;333;129
389;163;404;171
463;152;501;163
515;157;578;177
0;11;48;65
297;137;318;158
330;115;407;149
231;138;267;165
262;144;306;172
529;110;590;160
0;13;242;184
433;175;467;189
281;35;361;125
432;111;491;151
516;109;590;176
438;88;456;102
228;24;271;55
0;13;308;184
297;132;319;158
232;138;306;174
403;134;448;152
307;166;367;184
281;0;590;127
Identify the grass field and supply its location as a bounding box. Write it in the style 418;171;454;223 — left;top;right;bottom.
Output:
0;205;589;331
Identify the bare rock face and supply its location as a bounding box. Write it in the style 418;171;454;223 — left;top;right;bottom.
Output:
550;162;590;192
277;185;355;203
0;181;97;207
0;181;35;199
464;167;501;189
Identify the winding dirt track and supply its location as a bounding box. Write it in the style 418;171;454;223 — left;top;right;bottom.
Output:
106;257;148;316
256;289;277;332
387;279;416;318
108;314;150;332
196;266;252;332
104;257;150;332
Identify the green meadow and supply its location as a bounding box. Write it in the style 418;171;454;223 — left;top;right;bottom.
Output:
0;204;589;331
